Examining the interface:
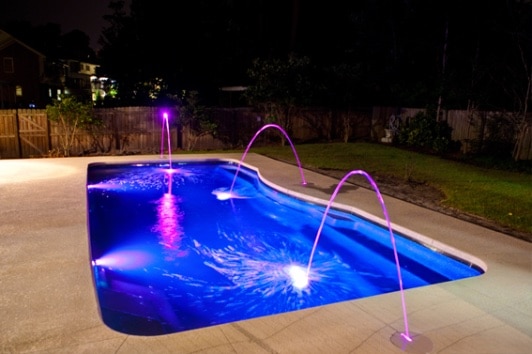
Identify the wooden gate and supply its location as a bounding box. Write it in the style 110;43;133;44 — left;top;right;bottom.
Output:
0;109;50;158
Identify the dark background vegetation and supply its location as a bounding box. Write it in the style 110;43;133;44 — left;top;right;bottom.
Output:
1;0;530;110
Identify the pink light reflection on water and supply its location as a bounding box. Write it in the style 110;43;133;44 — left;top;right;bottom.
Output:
153;192;188;261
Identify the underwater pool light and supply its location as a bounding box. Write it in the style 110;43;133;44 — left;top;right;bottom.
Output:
287;264;309;289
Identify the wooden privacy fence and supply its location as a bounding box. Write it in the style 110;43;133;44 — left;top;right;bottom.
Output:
373;107;532;159
87;106;164;155
0;107;166;158
1;106;531;159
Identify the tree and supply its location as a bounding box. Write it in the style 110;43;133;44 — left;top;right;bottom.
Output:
61;29;96;61
98;0;139;105
512;42;532;160
509;1;532;160
46;97;99;156
244;55;315;140
178;90;217;150
324;63;366;142
95;0;531;116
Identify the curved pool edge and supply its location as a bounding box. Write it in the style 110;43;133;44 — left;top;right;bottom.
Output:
237;157;488;274
87;155;488;274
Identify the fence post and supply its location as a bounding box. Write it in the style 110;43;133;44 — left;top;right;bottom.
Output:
15;108;22;158
45;111;52;153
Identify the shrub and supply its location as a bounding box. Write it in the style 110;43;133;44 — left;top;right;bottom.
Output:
46;97;100;156
397;110;454;154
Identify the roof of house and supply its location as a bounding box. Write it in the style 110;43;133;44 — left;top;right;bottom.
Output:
0;28;45;58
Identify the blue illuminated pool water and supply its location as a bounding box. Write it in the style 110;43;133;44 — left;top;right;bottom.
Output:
87;159;483;336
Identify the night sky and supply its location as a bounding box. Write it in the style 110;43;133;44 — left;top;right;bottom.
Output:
0;0;126;49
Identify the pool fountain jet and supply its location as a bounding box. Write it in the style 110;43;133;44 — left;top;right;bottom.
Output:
160;111;176;194
226;124;426;348
286;264;309;289
228;124;307;197
301;169;435;350
161;111;173;170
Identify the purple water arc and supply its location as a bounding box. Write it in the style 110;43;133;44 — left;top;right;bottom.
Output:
229;124;307;193
306;170;411;341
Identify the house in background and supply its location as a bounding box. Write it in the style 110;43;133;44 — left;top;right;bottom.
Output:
0;29;100;108
62;59;99;101
0;29;46;108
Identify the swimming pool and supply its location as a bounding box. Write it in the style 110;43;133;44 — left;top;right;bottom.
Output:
87;159;483;336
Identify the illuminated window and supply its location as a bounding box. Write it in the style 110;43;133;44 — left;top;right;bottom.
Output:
16;85;22;96
3;57;14;73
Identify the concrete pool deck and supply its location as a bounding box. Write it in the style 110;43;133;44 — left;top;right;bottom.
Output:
0;154;530;353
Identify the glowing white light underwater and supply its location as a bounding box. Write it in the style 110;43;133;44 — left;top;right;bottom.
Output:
211;187;251;200
286;264;309;289
87;182;122;190
86;167;186;192
212;189;233;200
93;249;154;270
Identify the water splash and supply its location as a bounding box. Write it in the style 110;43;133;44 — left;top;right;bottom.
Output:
229;124;307;195
305;169;411;341
174;227;371;317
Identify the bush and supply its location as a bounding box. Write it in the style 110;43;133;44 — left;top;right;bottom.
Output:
397;111;454;154
46;97;100;156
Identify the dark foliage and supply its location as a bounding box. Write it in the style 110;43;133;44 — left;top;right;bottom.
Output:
94;0;531;110
1;0;530;114
396;110;455;154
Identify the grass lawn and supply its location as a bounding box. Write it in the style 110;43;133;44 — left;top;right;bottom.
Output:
244;142;532;238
